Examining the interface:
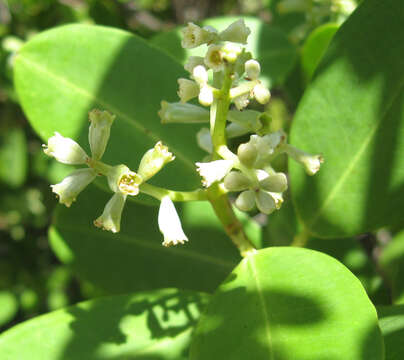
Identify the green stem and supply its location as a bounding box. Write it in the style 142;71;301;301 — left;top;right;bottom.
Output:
140;183;207;202
207;184;256;257
208;66;256;257
87;159;112;176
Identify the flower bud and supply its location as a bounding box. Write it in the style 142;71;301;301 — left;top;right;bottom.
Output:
43;132;88;165
158;196;188;247
192;65;208;85
158;101;209;124
94;192;126;233
88;109;115;160
181;22;218;49
284;144;324;175
253;83;271;104
177;78;199;103
259;172;288;193
224;171;251;191
219;19;251;44
198;85;214;106
233;93;250;111
51;168;96;207
255;189;276;215
196;160;233;187
107;164;142;196
205;44;224;72
235;190;255;212
137;141;175;181
184;56;205;73
222;42;242;63
237;142;258;168
196;127;213;153
245;59;261;80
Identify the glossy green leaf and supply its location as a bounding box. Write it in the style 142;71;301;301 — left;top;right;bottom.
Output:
289;0;404;238
49;185;241;294
301;23;339;84
0;127;27;188
151;16;297;87
378;305;404;360
14;24;204;199
380;229;404;304
0;288;208;359
190;247;384;360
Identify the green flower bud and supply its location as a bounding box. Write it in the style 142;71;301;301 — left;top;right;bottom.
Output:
245;59;261;80
158;101;209;124
88;109;115;161
255;189;276;215
138;141;175;181
219;19;251;44
283;144;324;175
94;192;126;233
51;168;96;207
224;171;251;191
253;83;271;104
198;85;214;106
177;78;199;103
237;142;258;168
235;190;255;212
259;172;288;193
107;164;142;196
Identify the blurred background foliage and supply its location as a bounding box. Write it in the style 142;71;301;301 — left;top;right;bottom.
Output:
5;0;397;337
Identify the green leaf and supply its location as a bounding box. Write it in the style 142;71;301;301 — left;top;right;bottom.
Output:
301;23;339;84
0;291;18;327
151;16;297;87
14;24;204;198
289;0;404;238
378;305;404;360
380;229;404;304
0;127;27;188
190;247;384;360
50;185;240;294
0;288;209;359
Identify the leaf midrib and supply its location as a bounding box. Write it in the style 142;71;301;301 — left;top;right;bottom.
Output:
16;55;195;171
308;75;404;228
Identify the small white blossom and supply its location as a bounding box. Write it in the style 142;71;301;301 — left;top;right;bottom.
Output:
181;22;217;49
184;56;205;73
233;93;250;111
94;192;126;233
158;196;188;247
219;19;251;44
51;168;97;207
253;83;271;104
205;44;225;72
245;59;261;80
198;85;214;106
138;141;175;181
43;132;88;165
196;160;234;187
88;109;115;160
177;78;200;103
192;65;208;85
107;164;142;196
222;42;242;63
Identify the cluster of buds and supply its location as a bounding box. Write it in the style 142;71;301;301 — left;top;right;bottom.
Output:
43;110;188;246
277;0;357;42
159;19;323;216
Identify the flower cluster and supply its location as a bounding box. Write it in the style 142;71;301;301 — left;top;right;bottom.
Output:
159;19;323;216
43;109;188;246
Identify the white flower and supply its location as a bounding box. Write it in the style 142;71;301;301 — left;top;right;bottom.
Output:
138;141;175;181
107;164;142;196
184;56;205;73
196;160;233;187
198;85;214;106
88;109;115;160
233;93;250;111
204;44;224;72
158;196;188;247
219;19;251;44
94;192;127;233
181;22;217;49
245;59;261;80
177;78;200;103
253;83;271;104
43;132;88;165
51;168;96;207
222;42;242;63
192;65;208;85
